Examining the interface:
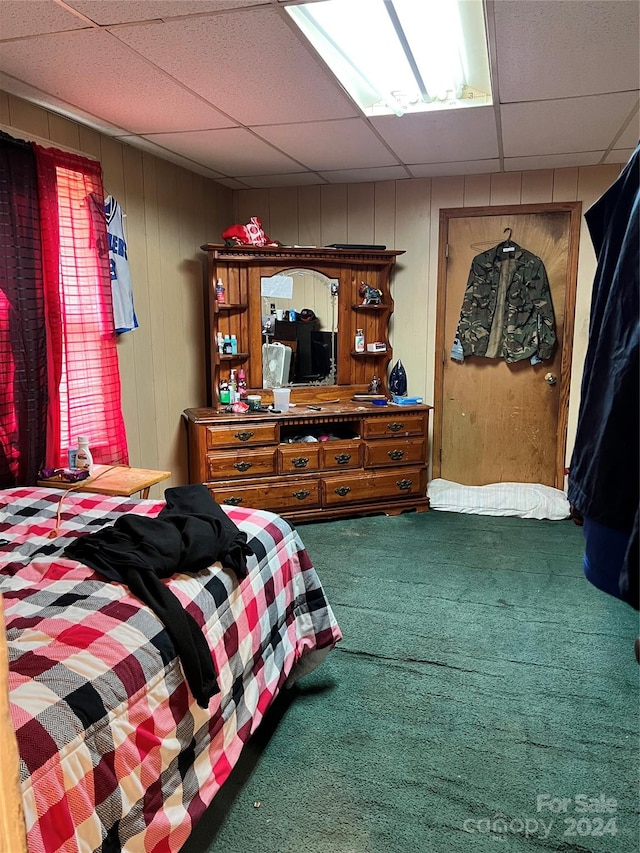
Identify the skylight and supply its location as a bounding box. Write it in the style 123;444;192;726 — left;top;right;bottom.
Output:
285;0;492;117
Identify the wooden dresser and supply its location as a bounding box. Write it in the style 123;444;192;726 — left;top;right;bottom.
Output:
185;244;431;521
185;402;430;523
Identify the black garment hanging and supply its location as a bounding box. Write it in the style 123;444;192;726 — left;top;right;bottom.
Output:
568;143;639;609
65;485;254;706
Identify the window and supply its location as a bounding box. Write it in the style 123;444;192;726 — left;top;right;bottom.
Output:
0;136;128;487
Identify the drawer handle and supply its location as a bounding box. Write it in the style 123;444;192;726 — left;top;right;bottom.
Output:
234;431;254;442
334;453;351;465
292;457;309;468
388;449;405;461
334;486;351;497
387;422;404;433
223;496;243;505
233;461;252;472
292;489;311;501
396;478;413;491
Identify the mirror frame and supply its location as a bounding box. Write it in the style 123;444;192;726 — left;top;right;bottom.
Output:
201;244;404;405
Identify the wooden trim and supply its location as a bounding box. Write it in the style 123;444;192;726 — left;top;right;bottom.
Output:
0;595;27;853
433;201;583;486
555;202;583;488
432;208;452;478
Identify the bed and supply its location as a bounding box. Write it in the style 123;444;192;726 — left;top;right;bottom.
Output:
0;486;342;853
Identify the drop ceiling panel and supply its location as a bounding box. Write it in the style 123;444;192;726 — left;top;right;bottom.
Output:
504;152;604;171
318;165;409;184
112;7;358;126
0;29;235;134
604;148;635;165
494;0;640;102
142;127;306;176
66;0;268;26
409;159;500;178
371;107;499;164
255;119;399;171
502;92;639;157
616;112;640;147
237;172;325;188
0;1;87;39
117;134;225;180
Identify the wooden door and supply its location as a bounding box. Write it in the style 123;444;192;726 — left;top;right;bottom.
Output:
433;204;581;488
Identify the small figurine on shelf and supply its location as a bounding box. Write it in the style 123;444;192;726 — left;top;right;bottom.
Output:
359;282;383;305
368;375;381;394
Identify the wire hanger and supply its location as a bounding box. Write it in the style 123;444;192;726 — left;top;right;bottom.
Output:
500;226;516;253
470;226;515;252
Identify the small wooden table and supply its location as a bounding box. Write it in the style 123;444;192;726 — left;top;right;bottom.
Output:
38;465;171;499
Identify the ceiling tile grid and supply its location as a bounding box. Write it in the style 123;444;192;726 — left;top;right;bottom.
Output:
0;0;638;187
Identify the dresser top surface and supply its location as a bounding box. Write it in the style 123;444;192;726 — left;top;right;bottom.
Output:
185;401;431;426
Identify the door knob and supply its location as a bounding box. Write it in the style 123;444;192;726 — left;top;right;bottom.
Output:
544;372;558;386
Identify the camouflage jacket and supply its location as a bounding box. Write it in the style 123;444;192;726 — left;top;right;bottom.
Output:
451;242;556;364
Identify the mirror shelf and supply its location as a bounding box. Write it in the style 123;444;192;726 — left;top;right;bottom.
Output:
200;244;404;406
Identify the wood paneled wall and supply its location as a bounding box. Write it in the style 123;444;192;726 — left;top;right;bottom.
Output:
1;93;233;494
234;163;622;469
1;92;624;484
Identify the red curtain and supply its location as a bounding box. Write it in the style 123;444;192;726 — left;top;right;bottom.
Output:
0;133;47;486
34;146;128;469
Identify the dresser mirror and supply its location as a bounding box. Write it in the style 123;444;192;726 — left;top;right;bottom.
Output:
260;269;338;387
201;244;403;406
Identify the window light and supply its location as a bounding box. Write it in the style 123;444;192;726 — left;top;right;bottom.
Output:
285;0;492;117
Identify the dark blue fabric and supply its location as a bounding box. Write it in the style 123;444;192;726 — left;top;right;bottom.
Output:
568;143;639;610
582;516;630;600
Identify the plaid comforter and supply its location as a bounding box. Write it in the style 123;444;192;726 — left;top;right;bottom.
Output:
0;487;341;853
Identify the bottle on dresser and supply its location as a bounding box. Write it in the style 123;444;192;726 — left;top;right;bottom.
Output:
228;369;238;403
75;436;94;474
219;378;230;405
237;367;247;400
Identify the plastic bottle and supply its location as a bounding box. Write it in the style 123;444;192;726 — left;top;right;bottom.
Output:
219;379;230;405
75;436;94;473
230;334;238;355
228;369;238;404
237;367;247;400
355;329;365;353
215;278;226;304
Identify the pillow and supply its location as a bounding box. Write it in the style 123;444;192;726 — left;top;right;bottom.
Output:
428;478;570;521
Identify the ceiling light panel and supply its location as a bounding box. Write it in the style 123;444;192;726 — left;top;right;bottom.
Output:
286;0;492;116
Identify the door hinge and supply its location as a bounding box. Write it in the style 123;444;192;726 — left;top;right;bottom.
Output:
445;243;449;259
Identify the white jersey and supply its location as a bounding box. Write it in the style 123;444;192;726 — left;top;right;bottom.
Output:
105;196;138;333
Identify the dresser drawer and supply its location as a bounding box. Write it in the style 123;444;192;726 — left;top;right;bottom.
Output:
278;444;321;473
362;413;426;440
320;439;362;471
364;438;426;468
321;466;426;506
205;422;278;449
209;478;320;512
206;447;277;480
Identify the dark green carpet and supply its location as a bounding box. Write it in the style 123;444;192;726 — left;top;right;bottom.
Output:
183;511;639;853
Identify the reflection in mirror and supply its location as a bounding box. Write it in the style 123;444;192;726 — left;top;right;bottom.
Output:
260;269;338;388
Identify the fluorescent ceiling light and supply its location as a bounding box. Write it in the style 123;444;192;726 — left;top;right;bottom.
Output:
285;0;492;116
